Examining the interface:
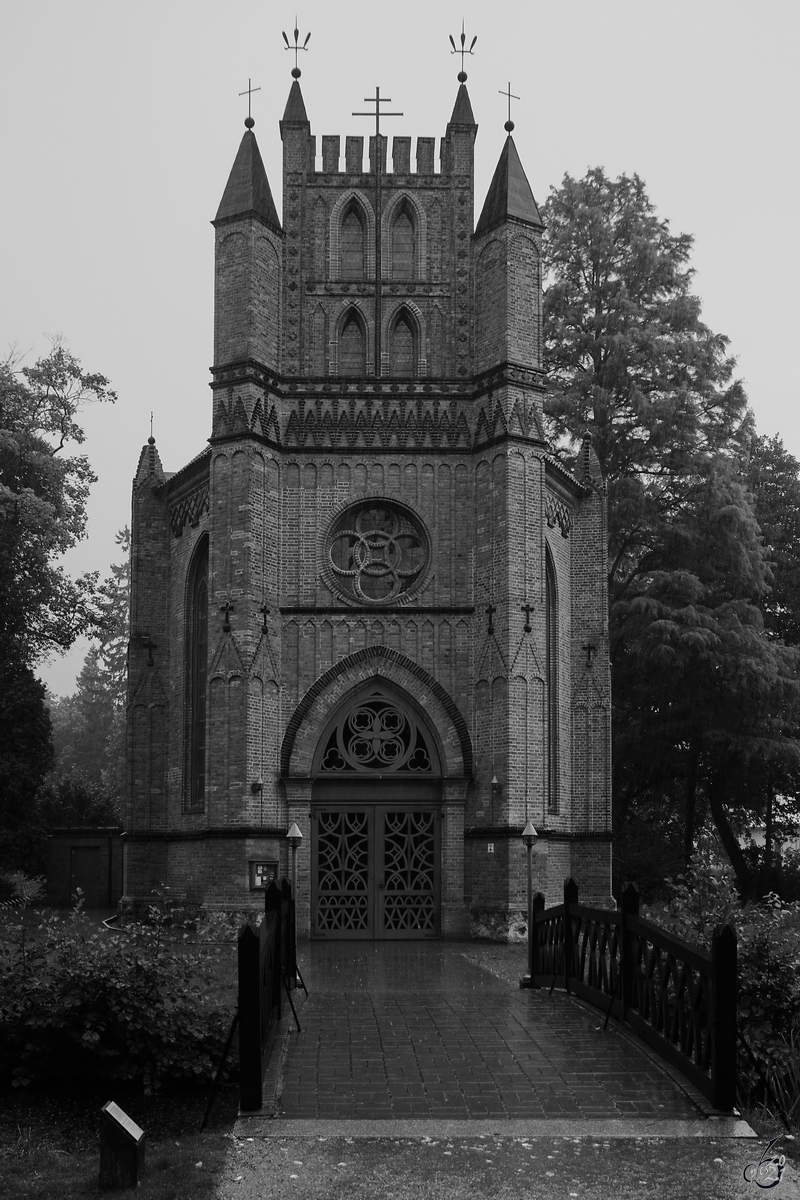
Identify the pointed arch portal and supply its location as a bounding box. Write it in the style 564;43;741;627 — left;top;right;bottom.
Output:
310;682;442;939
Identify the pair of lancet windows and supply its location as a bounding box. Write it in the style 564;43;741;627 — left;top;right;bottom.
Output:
338;308;418;377
339;201;416;281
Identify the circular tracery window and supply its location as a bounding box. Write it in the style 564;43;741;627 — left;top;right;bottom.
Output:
326;501;428;604
319;695;433;773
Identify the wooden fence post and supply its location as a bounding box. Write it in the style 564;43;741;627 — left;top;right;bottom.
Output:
528;892;545;982
265;881;282;1020
711;924;738;1110
563;878;579;992
281;877;295;988
620;882;639;1020
238;921;265;1112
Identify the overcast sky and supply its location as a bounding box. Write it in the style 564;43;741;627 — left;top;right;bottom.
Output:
3;0;798;695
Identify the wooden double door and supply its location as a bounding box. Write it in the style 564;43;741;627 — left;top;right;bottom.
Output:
311;802;441;939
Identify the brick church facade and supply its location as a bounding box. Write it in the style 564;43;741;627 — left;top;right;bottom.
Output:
124;73;612;938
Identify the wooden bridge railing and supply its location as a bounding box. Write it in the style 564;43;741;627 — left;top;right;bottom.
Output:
238;878;296;1112
524;879;737;1111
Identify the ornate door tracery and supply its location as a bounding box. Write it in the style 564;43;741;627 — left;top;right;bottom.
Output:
312;804;440;939
311;687;441;939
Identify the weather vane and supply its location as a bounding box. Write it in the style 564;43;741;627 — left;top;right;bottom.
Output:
238;78;261;129
449;21;477;83
282;19;311;78
499;81;520;132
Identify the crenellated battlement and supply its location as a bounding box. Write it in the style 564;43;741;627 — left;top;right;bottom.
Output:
316;135;441;176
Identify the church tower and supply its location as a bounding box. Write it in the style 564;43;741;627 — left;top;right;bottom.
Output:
125;54;612;939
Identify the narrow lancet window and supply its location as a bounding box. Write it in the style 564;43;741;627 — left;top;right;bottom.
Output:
340;311;366;375
546;549;559;813
392;208;414;279
391;310;416;377
186;538;208;810
341;207;365;279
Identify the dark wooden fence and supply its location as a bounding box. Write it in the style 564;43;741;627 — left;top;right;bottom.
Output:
524;879;737;1111
238;878;297;1112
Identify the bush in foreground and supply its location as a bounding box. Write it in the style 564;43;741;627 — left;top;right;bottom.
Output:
0;883;233;1090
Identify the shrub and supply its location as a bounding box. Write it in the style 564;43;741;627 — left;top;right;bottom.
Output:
0;889;234;1090
644;856;800;1121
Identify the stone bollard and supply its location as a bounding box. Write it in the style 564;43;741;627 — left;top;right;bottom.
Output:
99;1101;145;1188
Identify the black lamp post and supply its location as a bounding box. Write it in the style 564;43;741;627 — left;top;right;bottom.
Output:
522;820;538;985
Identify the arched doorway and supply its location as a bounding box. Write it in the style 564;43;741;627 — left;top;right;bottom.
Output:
310;684;442;940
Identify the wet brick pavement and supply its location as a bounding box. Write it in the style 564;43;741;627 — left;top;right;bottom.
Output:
277;942;704;1121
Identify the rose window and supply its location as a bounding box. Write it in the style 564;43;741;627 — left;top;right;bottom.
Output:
320;696;433;773
326;501;428;604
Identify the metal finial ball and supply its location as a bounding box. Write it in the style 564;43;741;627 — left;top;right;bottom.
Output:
291;67;301;79
244;116;255;129
504;119;515;132
148;436;155;445
458;71;467;83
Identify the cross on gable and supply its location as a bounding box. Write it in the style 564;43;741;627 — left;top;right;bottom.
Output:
486;603;497;635
352;86;403;142
521;603;533;633
239;78;261;128
141;634;157;666
259;604;270;633
220;601;235;633
499;81;520;132
582;642;597;667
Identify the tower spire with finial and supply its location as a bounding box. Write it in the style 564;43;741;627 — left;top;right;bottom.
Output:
239;78;261;129
282;19;311;78
449;21;477;83
499;81;520;133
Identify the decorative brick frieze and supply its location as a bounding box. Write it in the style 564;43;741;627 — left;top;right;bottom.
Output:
545;493;573;538
170;485;210;537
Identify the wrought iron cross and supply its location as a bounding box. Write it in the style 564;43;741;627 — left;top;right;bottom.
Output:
353;86;403;144
282;22;311;78
239;78;261;128
220;601;235;633
521;603;533;634
499;81;520;132
582;642;597;667
259;604;270;633
449;22;477;82
486;603;497;635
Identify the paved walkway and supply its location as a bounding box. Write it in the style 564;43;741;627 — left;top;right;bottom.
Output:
274;942;710;1123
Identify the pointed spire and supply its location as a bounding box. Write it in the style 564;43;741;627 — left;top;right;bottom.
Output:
581;431;604;487
448;82;476;129
134;437;165;488
475;135;543;237
281;79;309;127
215;129;281;232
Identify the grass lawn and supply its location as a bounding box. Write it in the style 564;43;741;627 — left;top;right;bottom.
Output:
0;1077;240;1199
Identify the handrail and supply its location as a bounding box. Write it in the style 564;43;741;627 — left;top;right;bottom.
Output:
523;878;737;1112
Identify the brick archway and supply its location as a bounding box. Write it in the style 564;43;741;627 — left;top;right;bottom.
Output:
280;646;472;779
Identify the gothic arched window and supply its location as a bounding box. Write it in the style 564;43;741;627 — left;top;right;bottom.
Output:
390;309;417;377
186;537;208;811
392;206;414;279
341;206;365;279
340;310;366;375
546;548;559;814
